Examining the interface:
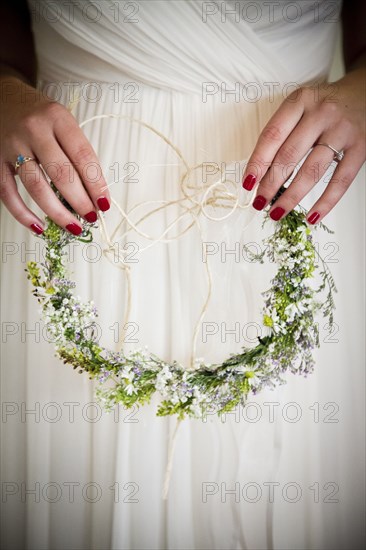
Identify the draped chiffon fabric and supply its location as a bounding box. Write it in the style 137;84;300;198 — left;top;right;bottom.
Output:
1;1;364;549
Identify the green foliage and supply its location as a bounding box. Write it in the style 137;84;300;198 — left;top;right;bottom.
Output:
25;195;337;419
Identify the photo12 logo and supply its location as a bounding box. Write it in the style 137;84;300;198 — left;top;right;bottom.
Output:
201;2;341;24
201;480;340;504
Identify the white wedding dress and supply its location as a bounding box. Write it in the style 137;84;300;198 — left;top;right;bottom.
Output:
1;1;365;549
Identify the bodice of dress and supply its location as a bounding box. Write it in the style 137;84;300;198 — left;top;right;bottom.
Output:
27;0;342;93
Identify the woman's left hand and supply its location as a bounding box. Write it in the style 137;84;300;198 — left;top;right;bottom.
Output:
242;67;366;224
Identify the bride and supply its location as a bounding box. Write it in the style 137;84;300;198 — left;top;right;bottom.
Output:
1;1;365;549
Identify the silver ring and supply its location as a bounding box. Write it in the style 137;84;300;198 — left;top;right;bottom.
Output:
14;155;36;171
315;143;344;162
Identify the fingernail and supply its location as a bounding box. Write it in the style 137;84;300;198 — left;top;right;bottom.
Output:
84;211;98;223
66;223;83;236
253;195;267;211
270;206;285;221
97;196;110;212
30;223;44;235
307;211;320;225
242;174;256;191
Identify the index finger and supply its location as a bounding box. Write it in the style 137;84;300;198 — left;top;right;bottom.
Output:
242;96;305;191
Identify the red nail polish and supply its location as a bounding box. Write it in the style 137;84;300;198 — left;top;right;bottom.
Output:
243;174;256;191
66;223;83;236
308;212;320;225
84;211;98;223
270;207;285;221
30;223;43;235
97;197;110;212
253;195;267;211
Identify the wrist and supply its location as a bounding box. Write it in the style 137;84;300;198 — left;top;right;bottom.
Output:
346;50;366;73
0;62;36;87
0;70;45;108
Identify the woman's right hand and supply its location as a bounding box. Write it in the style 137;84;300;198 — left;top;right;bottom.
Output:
0;75;111;235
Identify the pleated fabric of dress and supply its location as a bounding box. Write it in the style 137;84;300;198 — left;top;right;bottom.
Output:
1;1;364;549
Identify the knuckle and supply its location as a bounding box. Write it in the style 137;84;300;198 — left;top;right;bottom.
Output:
22;102;66;133
319;100;339;118
338;118;352;136
26;173;44;194
260;124;283;143
283;189;301;204
51;163;73;186
74;145;94;164
276;144;298;165
21;114;38;133
301;162;320;183
334;173;353;190
43;101;65;118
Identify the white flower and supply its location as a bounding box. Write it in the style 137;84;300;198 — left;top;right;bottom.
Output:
289;244;300;254
156;365;174;393
125;384;137;396
170;394;180;405
268;343;276;354
234;365;246;374
285;301;308;322
246;374;261;387
284;303;297;322
190;399;203;418
125;370;135;383
296;225;309;237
